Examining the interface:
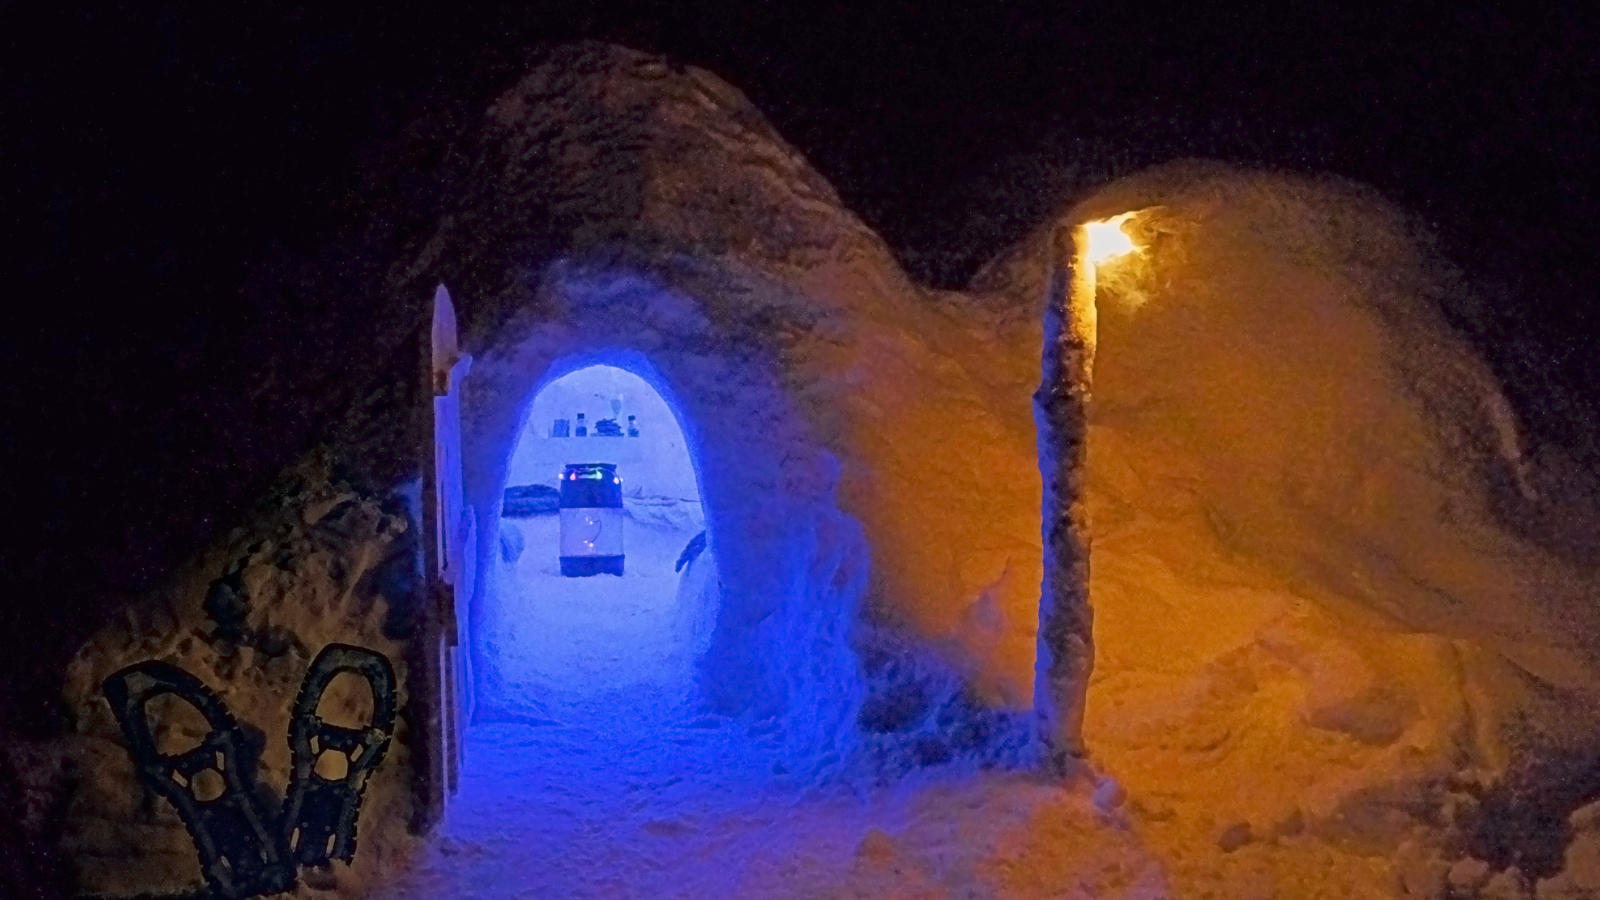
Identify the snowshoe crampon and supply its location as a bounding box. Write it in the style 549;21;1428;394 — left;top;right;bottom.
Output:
283;643;397;866
102;661;295;900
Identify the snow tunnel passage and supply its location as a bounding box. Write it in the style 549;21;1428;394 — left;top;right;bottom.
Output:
484;363;717;722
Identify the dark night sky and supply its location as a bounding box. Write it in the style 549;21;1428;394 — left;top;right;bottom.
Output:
0;1;1596;727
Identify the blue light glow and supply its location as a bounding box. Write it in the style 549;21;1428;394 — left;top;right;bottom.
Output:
423;278;1037;898
451;360;812;893
480;364;713;721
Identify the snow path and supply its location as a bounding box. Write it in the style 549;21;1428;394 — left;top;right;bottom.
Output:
383;717;1166;900
482;513;713;722
382;516;1165;899
388;717;806;900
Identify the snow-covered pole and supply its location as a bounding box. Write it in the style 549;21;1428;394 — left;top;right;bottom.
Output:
1033;222;1098;775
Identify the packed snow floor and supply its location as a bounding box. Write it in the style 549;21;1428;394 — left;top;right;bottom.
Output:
382;514;1165;899
482;512;713;721
382;717;1164;900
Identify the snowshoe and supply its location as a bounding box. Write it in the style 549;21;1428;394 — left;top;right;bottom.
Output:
282;643;396;866
102;661;295;900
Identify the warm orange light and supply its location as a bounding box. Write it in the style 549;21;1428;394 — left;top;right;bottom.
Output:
1083;212;1141;266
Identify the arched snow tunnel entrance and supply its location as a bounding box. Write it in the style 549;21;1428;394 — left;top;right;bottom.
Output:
453;269;871;783
484;363;718;722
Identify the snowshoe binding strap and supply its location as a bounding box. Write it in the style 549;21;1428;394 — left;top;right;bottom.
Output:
283;643;397;866
102;661;296;899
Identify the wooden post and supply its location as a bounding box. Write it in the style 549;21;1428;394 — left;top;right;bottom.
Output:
1033;224;1097;775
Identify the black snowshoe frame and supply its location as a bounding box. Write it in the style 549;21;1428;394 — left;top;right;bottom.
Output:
102;643;397;899
284;643;397;866
102;662;295;900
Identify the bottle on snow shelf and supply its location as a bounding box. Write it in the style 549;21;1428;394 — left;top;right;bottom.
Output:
627;415;639;437
575;413;587;437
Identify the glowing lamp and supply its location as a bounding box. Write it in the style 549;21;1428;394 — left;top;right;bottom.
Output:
1083;212;1140;266
1035;208;1145;772
558;462;625;577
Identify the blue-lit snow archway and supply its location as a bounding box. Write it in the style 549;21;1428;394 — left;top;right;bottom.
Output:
485;363;716;718
456;267;870;773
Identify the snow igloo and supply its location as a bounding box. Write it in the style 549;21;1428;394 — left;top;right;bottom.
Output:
38;41;1600;900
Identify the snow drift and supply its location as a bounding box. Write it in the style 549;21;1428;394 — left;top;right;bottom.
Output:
982;164;1600;894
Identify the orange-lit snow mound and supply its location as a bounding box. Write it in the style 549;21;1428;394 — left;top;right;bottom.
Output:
970;164;1600;892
